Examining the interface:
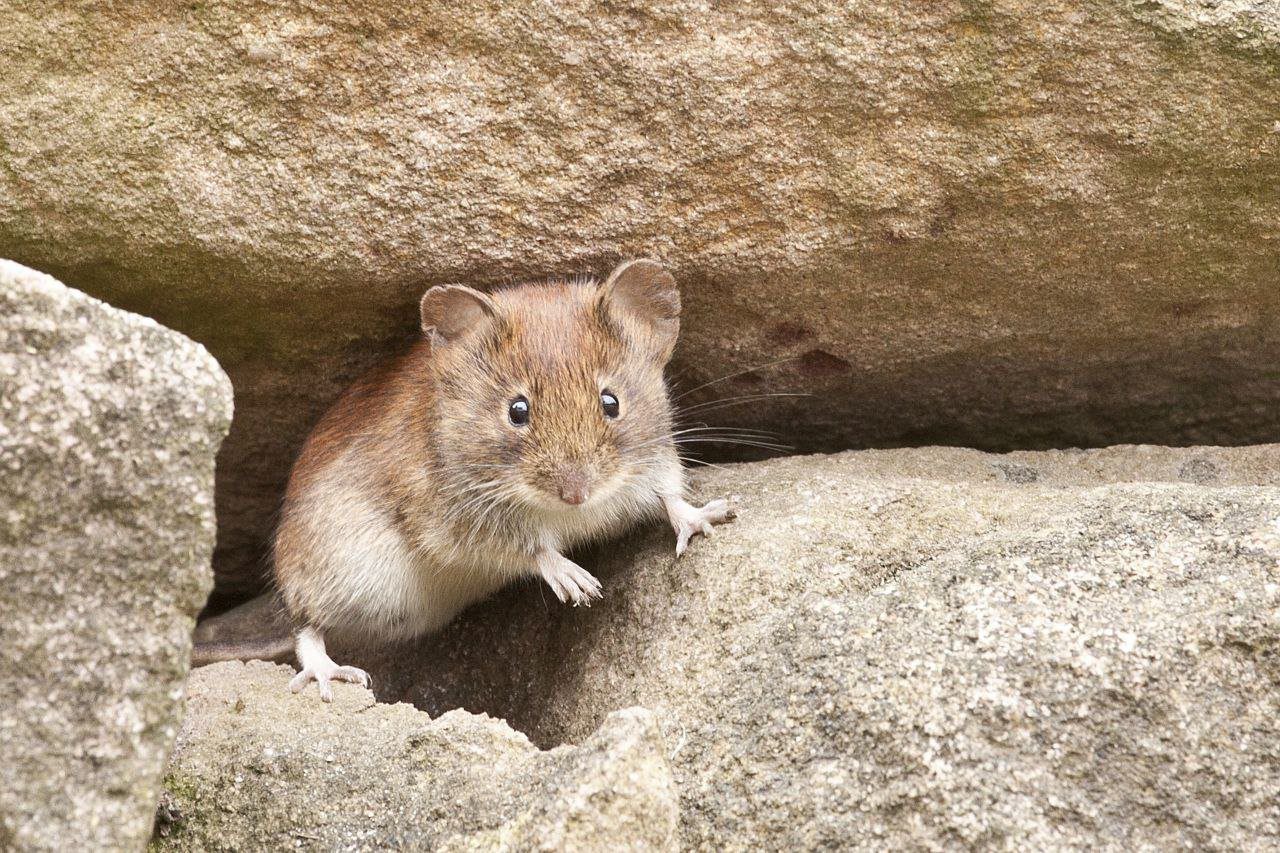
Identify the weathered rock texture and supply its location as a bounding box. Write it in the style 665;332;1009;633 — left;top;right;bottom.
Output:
0;260;232;851
340;445;1276;849
4;1;1278;602
157;662;678;851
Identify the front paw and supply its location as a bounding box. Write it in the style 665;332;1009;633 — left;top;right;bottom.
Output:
666;496;736;557
538;551;603;606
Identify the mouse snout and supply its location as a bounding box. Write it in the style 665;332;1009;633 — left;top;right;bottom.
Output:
553;466;591;506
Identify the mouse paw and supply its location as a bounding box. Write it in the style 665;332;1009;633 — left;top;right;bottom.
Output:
289;660;371;701
537;550;603;607
289;662;371;703
665;495;736;557
288;626;370;703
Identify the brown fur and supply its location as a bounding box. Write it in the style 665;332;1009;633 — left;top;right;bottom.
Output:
270;261;686;644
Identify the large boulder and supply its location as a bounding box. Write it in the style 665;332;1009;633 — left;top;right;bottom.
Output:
156;662;678;851
337;445;1273;849
0;260;232;850
3;2;1278;601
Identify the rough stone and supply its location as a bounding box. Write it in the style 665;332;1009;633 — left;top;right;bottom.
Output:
3;2;1278;601
0;259;232;851
156;662;679;851
313;444;1276;850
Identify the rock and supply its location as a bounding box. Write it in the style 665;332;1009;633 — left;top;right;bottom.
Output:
0;260;232;851
157;662;678;851
3;3;1278;602
321;444;1277;849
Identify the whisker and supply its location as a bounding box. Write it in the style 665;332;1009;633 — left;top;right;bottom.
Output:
669;425;784;439
679;392;810;415
672;355;803;402
675;437;793;452
677;455;731;471
622;424;786;458
671;422;783;434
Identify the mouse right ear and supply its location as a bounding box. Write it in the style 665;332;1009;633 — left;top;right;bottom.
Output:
598;259;681;359
420;285;498;346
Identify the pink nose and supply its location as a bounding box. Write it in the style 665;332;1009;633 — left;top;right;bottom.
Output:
556;470;590;506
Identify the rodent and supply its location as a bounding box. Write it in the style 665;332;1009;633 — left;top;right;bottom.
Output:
194;259;732;700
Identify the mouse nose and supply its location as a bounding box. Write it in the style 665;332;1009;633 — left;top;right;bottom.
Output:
555;468;590;506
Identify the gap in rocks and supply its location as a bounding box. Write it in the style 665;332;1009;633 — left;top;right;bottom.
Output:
193;325;1280;745
139;252;1279;617
202;313;1280;618
339;530;678;750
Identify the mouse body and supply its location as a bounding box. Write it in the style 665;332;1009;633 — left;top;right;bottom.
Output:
265;259;731;699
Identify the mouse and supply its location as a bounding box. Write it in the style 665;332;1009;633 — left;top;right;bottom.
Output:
193;259;733;700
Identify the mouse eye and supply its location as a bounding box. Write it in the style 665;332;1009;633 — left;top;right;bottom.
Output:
600;390;620;419
508;396;530;427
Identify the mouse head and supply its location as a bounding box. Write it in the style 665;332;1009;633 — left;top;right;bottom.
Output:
422;259;681;519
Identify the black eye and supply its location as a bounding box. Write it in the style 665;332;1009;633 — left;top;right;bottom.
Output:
600;390;620;419
508;396;530;426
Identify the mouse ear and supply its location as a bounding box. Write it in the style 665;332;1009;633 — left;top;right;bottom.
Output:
420;285;498;346
598;259;681;356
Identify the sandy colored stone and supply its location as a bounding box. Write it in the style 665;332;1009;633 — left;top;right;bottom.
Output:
2;1;1277;600
0;260;232;851
157;662;678;851
318;444;1277;850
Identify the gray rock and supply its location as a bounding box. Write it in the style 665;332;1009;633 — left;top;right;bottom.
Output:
331;445;1278;849
0;260;232;851
157;662;678;851
2;2;1277;600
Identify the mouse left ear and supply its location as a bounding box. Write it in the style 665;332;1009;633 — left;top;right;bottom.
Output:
597;259;681;358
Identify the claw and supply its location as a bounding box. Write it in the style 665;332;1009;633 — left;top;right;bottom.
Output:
288;669;311;694
334;665;371;688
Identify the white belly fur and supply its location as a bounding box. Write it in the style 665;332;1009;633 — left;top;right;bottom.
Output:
287;449;671;644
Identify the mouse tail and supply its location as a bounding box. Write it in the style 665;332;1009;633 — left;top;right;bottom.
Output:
190;635;295;667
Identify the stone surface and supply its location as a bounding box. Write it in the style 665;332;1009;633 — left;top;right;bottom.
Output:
3;2;1278;602
312;444;1276;849
157;662;678;851
0;260;232;850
